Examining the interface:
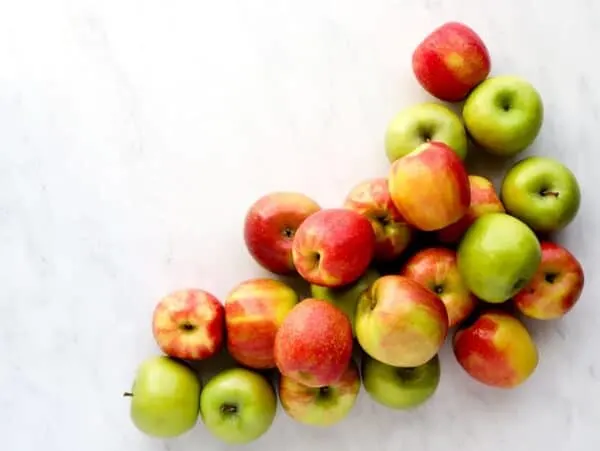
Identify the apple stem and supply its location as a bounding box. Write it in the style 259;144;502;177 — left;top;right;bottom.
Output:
123;392;133;397
540;189;559;198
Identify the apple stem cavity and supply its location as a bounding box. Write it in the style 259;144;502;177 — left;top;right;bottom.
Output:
433;284;444;295
545;272;558;284
318;386;331;398
221;403;238;415
540;188;559;198
179;323;196;332
282;226;294;239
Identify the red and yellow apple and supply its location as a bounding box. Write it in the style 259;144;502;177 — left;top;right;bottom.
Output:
412;21;491;102
224;278;299;369
274;298;353;387
355;275;449;368
388;141;470;231
453;310;539;388
152;289;225;360
244;192;321;275
292;208;375;287
513;241;585;320
343;177;413;261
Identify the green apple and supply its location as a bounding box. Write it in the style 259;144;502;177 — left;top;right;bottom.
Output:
457;212;541;303
310;268;380;335
501;156;581;233
199;367;277;445
126;356;201;438
362;354;440;410
384;102;467;162
463;75;543;156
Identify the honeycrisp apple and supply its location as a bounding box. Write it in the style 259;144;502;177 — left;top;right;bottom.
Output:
152;289;224;360
412;21;491;102
388;141;470;231
514;241;585;320
244;191;321;275
501;156;581;233
463;75;544;156
225;278;298;369
343;177;413;261
384;103;468;162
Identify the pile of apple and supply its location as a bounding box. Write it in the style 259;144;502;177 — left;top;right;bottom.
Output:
125;22;585;445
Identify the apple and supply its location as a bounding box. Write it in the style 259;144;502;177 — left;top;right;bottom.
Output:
384;103;468;162
388;141;470;231
463;75;544;157
437;175;505;244
274;298;354;387
343;178;413;261
244;191;321;275
152;289;224;360
514;241;585;320
279;359;360;427
225;278;299;369
292;208;376;287
453;310;539;388
355;275;449;368
457;213;542;304
412;21;491;102
362;354;440;410
199;367;277;445
125;356;201;438
501;156;581;233
400;247;477;328
311;268;380;335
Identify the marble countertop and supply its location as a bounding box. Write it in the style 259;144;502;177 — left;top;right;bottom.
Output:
3;0;599;450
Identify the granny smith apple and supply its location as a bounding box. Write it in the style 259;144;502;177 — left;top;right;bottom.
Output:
126;356;201;438
501;156;581;233
463;75;543;156
385;102;468;162
200;367;277;445
362;354;440;410
457;212;541;303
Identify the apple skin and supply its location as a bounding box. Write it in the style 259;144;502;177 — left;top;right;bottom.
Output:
388;141;470;231
463;75;543;156
127;356;201;438
453;310;539;388
457;213;542;304
437;175;505;244
362;354;440;410
152;289;225;360
274;298;354;387
400;247;478;328
292;208;376;287
355;275;449;368
384;103;468;162
501;156;581;233
244;192;321;275
412;21;491;102
199;368;277;445
225;278;299;369
279;359;360;427
514;241;585;320
343;178;413;261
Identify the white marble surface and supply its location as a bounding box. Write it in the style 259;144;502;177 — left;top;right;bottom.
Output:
2;0;600;449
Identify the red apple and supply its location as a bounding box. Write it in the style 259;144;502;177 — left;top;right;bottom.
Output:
513;241;584;320
453;310;539;388
274;298;353;387
400;247;477;327
412;21;491;102
244;192;321;275
225;278;299;369
152;289;224;360
388;141;470;231
292;208;376;287
343;177;413;261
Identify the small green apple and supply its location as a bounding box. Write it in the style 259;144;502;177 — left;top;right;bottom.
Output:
463;75;543;156
457;212;541;303
126;356;201;438
362;354;440;410
199;367;277;445
501;156;581;233
384;102;467;162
